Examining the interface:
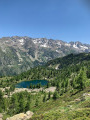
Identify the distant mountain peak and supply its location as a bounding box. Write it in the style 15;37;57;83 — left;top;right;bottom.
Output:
0;36;89;75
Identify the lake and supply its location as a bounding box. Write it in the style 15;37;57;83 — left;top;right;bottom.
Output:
15;80;48;88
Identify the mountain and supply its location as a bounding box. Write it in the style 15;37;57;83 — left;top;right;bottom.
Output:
11;52;89;82
0;36;90;75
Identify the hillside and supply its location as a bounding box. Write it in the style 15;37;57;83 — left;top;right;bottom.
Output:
1;53;90;88
46;53;90;69
0;53;90;120
30;87;90;120
0;36;90;76
12;53;90;82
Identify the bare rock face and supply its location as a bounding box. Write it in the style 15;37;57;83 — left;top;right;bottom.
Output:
83;93;90;96
6;113;27;120
75;98;81;102
26;111;33;116
6;111;34;120
26;111;34;119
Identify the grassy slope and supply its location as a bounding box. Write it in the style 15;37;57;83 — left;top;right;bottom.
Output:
29;53;90;120
30;87;90;120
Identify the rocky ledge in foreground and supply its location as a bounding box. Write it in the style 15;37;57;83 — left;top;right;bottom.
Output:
0;113;3;120
6;111;33;120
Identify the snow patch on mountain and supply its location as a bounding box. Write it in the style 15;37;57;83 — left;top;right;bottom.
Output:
40;43;48;47
33;40;37;44
73;44;78;49
56;42;61;47
80;45;88;50
56;50;59;53
19;39;24;45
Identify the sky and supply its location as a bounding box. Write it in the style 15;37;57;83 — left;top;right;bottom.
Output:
0;0;90;44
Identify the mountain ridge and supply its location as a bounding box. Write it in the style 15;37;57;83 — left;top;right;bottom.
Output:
0;36;90;76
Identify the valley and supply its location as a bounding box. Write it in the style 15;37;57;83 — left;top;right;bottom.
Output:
0;52;90;120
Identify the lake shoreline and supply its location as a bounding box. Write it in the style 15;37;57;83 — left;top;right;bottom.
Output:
15;80;48;88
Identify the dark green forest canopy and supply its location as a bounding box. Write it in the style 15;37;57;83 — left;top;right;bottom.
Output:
46;53;90;69
1;53;89;90
14;53;90;80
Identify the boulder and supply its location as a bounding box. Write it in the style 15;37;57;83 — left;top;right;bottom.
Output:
0;113;3;120
6;111;34;120
75;98;81;102
6;113;27;120
83;93;90;96
26;111;33;116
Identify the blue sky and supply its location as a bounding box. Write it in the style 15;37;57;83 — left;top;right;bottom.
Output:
0;0;90;44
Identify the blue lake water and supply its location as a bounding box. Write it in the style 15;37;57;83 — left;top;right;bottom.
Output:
15;80;48;88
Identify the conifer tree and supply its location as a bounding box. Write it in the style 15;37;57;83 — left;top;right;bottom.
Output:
25;101;31;111
48;91;51;100
43;93;46;102
76;68;87;90
53;91;59;100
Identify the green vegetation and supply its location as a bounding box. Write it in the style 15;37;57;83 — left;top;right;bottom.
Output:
0;53;90;120
30;87;90;120
1;53;89;92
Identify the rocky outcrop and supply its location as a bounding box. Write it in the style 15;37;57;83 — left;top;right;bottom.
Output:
6;111;33;120
83;93;90;96
0;113;3;120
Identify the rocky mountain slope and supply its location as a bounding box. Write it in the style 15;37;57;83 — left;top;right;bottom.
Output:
0;36;90;75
